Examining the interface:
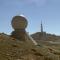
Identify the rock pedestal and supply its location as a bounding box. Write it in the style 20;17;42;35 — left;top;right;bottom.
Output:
11;29;26;40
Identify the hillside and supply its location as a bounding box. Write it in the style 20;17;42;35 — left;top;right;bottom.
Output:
31;32;60;52
0;33;60;60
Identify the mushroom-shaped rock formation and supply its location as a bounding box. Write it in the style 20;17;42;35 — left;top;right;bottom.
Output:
11;15;28;40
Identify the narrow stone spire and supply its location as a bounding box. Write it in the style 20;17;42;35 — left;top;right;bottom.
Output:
41;21;43;33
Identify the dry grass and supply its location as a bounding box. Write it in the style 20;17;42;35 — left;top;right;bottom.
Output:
0;33;60;60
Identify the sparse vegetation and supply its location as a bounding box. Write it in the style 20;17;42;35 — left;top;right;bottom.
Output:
0;33;60;60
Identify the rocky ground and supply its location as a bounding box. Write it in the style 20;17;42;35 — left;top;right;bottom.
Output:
0;33;60;60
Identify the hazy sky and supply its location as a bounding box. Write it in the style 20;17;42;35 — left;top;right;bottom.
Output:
0;0;60;35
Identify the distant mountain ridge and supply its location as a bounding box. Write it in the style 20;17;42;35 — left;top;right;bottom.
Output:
31;32;60;42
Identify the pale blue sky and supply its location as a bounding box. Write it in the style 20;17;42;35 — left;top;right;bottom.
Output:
0;0;60;35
